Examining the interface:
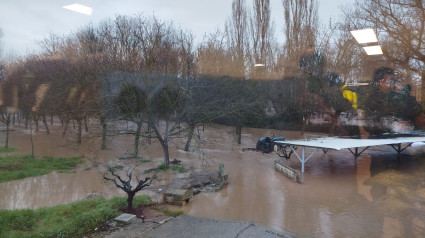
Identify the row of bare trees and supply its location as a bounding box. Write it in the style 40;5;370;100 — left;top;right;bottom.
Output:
0;0;423;157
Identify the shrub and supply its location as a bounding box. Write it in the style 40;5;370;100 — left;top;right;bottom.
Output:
157;163;167;170
171;165;187;173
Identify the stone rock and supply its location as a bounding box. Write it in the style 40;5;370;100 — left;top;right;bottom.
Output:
149;167;229;203
163;188;193;206
218;163;228;189
170;158;181;165
219;163;228;182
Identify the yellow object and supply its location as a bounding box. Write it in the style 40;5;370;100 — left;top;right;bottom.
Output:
341;85;358;109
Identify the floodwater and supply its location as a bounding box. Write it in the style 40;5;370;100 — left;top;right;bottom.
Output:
1;122;425;237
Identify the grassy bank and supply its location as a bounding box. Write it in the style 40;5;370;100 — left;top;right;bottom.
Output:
0;155;84;183
0;195;150;238
0;147;18;153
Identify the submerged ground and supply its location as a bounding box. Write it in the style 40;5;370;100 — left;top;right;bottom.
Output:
1;119;425;237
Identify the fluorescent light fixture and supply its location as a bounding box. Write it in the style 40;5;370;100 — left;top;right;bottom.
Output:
254;64;265;67
350;28;378;44
63;4;93;15
347;82;369;86
363;45;383;55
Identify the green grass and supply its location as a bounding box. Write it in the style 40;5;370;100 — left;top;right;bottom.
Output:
0;195;150;238
171;165;187;173
0;155;84;183
0;147;17;153
151;205;184;217
156;164;187;173
157;163;167;171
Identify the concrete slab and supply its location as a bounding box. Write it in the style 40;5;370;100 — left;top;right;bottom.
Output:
114;213;136;223
275;160;302;184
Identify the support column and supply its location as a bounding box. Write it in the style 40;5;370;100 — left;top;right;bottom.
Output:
290;146;319;173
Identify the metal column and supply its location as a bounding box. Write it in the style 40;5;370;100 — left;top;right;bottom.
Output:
290;146;319;173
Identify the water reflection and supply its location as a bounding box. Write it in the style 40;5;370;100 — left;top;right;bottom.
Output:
0;169;122;210
365;153;425;237
178;129;425;237
1;126;425;237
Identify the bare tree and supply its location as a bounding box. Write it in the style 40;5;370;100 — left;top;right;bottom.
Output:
103;161;155;211
147;82;187;167
224;0;249;78
115;84;147;158
249;0;276;76
346;0;425;101
281;0;319;75
0;87;17;148
196;30;233;77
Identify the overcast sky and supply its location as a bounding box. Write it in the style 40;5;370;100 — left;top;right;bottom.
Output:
0;0;354;57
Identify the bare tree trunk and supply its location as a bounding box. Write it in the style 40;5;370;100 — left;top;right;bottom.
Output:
163;121;170;167
30;119;34;157
133;120;142;158
151;120;170;168
301;115;306;135
127;191;136;212
50;114;53;125
184;124;196;152
77;119;82;144
84;117;89;132
5;114;10;148
147;124;151;144
34;115;39;132
42;114;50;135
163;142;170;167
329;113;340;137
101;116;107;150
422;71;425;105
63;119;70;137
236;125;242;144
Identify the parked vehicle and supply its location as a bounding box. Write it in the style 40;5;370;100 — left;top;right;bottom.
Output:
256;136;285;153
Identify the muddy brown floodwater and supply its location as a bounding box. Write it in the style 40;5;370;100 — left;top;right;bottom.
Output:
1;121;425;237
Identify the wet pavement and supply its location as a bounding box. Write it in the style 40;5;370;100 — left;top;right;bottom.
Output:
99;215;294;238
144;215;294;238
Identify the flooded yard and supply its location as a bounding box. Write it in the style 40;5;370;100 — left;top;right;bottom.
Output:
1;123;425;237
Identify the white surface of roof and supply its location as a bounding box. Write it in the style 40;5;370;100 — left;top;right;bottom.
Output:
275;137;425;150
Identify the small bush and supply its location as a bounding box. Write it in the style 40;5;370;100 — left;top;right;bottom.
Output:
171;165;187;173
109;197;127;210
133;195;151;207
157;163;167;170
